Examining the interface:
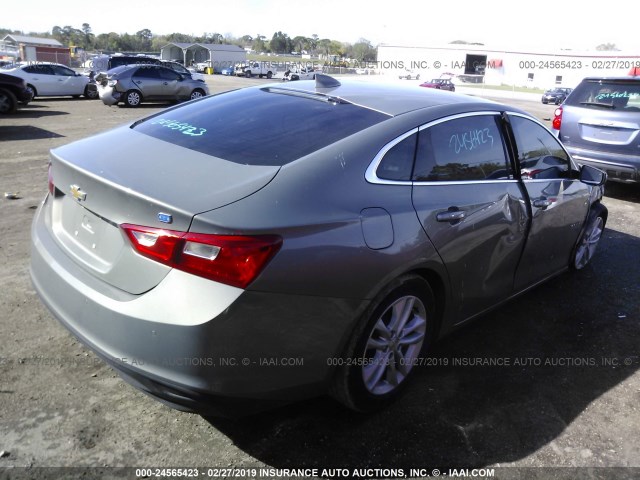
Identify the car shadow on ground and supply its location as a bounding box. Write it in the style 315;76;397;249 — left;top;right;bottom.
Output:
0;125;65;141
206;227;639;470
11;108;70;119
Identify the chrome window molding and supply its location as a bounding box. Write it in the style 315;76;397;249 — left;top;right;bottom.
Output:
365;111;510;186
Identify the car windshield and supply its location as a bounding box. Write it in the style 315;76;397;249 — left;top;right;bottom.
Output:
565;79;640;110
132;87;390;166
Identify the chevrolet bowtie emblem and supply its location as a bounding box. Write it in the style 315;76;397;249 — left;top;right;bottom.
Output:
70;185;87;202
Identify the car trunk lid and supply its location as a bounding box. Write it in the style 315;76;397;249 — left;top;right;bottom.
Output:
47;126;279;294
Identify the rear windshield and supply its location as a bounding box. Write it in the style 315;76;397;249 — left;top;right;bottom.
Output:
132;87;390;166
565;79;640;111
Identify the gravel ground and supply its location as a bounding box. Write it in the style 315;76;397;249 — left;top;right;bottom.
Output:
0;75;639;479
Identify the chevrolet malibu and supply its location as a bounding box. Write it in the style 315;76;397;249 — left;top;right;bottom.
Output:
31;75;607;414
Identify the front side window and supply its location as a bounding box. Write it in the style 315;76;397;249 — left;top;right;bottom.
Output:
510;115;571;179
51;65;75;76
158;68;181;81
413;115;511;182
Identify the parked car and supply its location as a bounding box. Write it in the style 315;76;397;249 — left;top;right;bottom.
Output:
221;66;235;76
541;87;572;104
97;64;209;107
398;69;420;80
0;72;33;114
32;75;607;416
4;62;97;99
553;76;640;183
282;67;316;81
419;78;456;91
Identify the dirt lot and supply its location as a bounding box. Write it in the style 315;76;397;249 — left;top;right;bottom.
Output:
1;75;639;479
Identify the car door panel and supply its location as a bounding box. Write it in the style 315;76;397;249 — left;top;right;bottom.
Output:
410;113;528;322
24;65;56;95
507;114;590;290
51;65;84;95
132;67;163;98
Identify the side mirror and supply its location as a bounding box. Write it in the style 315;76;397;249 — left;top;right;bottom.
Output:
579;164;607;186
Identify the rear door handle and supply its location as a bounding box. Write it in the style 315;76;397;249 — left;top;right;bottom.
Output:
436;209;466;223
533;198;552;209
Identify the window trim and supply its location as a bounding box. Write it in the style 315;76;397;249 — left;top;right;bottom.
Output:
365;111;518;186
506;112;580;177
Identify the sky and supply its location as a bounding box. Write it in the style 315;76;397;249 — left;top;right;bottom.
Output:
4;0;640;52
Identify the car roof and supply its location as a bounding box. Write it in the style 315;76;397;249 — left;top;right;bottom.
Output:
269;78;510;116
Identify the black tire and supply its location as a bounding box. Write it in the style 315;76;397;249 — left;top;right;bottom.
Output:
124;90;142;107
570;206;607;271
26;84;37;99
416;74;420;80
84;85;98;99
0;88;17;114
542;100;548;104
266;71;273;79
331;274;436;412
245;70;252;78
190;88;205;100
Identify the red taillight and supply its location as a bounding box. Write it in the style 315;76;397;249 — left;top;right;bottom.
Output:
121;224;282;289
48;163;54;195
552;106;563;130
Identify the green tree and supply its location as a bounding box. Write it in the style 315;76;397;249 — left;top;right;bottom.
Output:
136;29;153;51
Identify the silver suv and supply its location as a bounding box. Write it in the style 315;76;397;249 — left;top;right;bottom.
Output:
553;77;640;183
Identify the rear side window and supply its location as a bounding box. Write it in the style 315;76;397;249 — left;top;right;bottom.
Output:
376;133;417;181
565;79;640;111
24;65;54;75
133;88;390;166
133;67;160;79
413;115;512;181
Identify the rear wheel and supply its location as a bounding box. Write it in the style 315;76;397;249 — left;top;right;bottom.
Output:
331;275;436;412
190;88;205;100
0;88;17;114
124;90;142;107
266;71;273;79
571;209;606;270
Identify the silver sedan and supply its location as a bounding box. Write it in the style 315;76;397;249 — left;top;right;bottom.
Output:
98;64;209;107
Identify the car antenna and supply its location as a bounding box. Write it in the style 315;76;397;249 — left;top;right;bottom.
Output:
315;74;341;89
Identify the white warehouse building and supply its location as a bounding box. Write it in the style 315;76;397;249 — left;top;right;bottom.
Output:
377;44;640;89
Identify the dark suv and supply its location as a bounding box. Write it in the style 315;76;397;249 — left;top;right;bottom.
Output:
553;77;640;183
0;72;33;114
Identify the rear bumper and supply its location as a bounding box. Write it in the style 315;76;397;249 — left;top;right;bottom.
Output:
565;146;639;183
30;195;360;414
97;85;121;106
